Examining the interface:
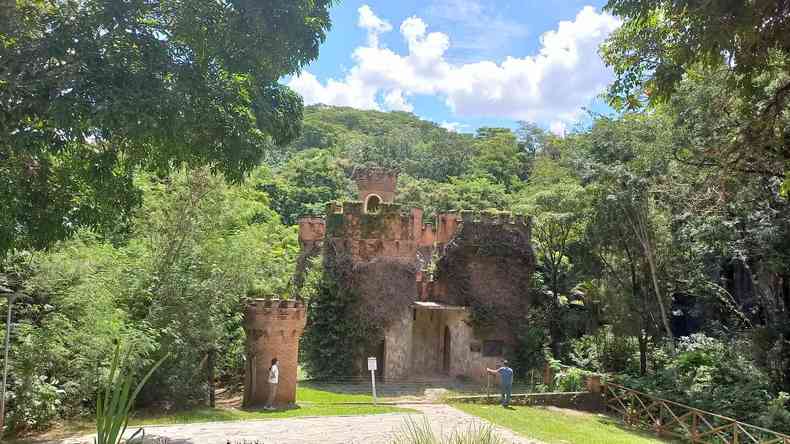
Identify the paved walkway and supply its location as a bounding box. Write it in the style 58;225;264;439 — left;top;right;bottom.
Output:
58;404;542;444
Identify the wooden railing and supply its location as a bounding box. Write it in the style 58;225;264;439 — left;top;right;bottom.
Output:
604;382;790;444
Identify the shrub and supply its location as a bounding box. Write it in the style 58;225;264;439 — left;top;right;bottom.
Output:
6;375;63;433
620;334;790;434
550;364;587;392
569;325;639;374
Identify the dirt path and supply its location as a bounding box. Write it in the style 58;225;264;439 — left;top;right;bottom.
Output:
57;404;543;444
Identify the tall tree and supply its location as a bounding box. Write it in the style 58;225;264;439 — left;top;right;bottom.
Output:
601;0;789;183
515;157;592;355
0;0;333;254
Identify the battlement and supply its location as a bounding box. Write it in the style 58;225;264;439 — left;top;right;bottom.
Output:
244;299;306;333
418;211;532;247
246;298;306;311
456;210;532;228
352;167;398;206
324;201;418;240
297;216;326;244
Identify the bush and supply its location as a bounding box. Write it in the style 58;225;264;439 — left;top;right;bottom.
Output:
620;334;790;434
6;375;63;433
569;325;639;374
550;363;587;392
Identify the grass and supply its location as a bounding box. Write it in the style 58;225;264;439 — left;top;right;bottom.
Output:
296;385;375;403
454;404;672;444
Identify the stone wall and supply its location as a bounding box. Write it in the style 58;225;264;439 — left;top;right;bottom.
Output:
383;307;413;380
404;307;516;382
433;213;535;314
244;299;306;406
352;168;398;204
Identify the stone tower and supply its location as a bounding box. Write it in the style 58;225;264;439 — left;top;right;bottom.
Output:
243;299;306;407
352;167;398;213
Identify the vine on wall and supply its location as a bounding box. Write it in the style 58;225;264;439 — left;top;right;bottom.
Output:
300;240;416;378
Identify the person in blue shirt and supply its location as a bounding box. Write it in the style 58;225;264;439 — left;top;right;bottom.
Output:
487;360;514;407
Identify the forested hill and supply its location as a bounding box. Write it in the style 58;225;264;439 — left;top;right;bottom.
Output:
264;104;550;225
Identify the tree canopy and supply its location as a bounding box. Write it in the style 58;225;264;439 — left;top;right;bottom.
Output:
0;0;333;254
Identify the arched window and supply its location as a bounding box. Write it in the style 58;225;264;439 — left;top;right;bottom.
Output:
365;194;382;214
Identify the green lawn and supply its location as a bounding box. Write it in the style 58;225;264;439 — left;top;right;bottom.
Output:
296;385;375;403
455;404;671;444
129;385;408;426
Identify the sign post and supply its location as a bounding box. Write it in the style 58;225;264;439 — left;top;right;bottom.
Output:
367;357;377;405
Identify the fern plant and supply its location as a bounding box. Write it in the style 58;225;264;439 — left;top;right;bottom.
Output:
95;343;168;444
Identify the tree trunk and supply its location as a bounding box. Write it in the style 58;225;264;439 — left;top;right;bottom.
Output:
638;331;647;376
644;250;674;342
207;349;216;408
627;203;674;344
550;270;562;357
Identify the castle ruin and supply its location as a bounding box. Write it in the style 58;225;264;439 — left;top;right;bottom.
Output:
298;168;535;381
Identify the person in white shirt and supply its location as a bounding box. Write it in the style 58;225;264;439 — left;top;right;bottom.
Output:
266;358;279;410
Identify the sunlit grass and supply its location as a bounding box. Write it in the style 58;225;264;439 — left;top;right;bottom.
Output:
296;385;375;403
454;404;672;444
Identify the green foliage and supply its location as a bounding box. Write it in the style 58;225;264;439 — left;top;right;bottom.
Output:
262;150;353;224
1;167;298;432
95;343;167;444
601;1;790;177
0;0;332;255
602;0;790;106
569;326;640;374
6;372;62;433
471;129;524;191
619;335;790;433
552;366;587;392
300;256;376;378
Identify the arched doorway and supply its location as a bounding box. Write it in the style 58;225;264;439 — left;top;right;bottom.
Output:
443;326;451;374
365;194;381;214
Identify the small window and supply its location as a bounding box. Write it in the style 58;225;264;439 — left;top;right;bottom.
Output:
482;340;504;357
365;194;381;214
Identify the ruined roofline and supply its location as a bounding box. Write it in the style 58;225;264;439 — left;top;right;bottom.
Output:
246;298;306;310
320;202;532;225
349;165;400;179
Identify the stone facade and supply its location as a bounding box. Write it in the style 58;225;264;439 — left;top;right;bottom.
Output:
243;299;306;406
297;169;535;382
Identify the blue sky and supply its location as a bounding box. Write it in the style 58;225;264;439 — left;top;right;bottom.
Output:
287;1;618;135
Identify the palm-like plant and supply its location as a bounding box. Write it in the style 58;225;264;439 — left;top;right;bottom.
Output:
95;343;168;444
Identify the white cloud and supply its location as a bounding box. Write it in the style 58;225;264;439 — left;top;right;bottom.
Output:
358;5;392;47
425;0;530;63
439;121;467;132
288;5;620;127
549;120;568;137
382;89;413;112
